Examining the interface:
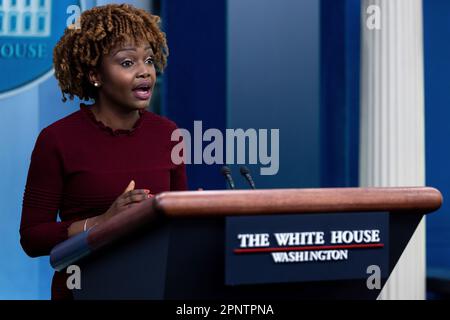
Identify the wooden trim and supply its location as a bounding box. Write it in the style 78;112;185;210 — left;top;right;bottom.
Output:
153;187;443;217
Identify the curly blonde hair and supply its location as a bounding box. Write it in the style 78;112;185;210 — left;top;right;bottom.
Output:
53;4;168;102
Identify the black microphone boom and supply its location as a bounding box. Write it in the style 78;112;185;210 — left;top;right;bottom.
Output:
240;165;256;189
220;166;236;189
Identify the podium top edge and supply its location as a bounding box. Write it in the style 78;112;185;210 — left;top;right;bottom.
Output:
153;187;443;217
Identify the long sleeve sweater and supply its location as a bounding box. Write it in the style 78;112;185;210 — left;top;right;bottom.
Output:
19;103;188;299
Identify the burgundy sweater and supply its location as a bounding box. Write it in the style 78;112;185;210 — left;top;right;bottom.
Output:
19;103;187;299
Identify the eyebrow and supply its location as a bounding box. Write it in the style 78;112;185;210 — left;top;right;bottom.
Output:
113;46;153;56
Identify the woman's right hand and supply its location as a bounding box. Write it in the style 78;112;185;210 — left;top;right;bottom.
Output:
96;180;152;225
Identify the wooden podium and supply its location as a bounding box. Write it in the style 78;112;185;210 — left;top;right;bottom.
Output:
50;187;442;300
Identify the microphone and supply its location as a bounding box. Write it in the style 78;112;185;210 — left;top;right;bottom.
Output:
220;166;236;189
240;166;256;189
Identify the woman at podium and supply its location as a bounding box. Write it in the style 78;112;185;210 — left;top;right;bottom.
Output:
19;4;187;300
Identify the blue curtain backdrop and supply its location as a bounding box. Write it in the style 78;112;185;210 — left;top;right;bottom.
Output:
423;0;450;272
162;0;227;191
320;0;360;188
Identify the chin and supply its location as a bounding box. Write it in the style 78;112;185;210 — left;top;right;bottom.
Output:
137;102;150;110
128;101;149;109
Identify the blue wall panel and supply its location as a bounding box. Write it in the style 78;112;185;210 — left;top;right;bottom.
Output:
163;0;227;190
227;0;321;189
423;0;450;269
0;90;41;299
320;0;360;188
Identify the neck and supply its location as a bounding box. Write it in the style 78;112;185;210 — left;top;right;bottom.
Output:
90;98;141;131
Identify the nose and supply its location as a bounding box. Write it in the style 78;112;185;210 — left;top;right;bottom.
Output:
136;62;152;79
137;70;151;79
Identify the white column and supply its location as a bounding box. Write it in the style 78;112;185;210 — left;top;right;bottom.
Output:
360;0;426;299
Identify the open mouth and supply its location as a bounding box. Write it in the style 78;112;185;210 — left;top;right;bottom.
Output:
132;84;152;100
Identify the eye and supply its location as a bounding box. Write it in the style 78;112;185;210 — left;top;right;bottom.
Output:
121;60;133;68
146;57;155;65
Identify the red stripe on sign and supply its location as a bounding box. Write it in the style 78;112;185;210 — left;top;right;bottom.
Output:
234;243;384;254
